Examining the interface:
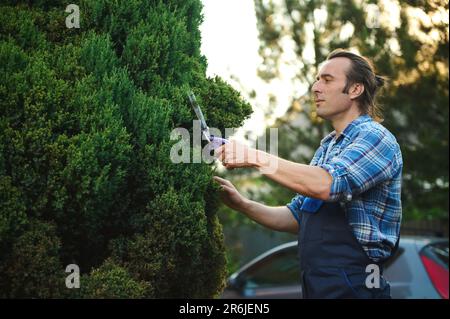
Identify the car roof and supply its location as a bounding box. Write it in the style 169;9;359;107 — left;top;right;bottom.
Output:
399;236;448;250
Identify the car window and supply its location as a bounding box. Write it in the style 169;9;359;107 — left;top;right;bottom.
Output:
242;248;300;288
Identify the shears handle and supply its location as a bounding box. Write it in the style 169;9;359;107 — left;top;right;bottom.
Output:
209;135;229;149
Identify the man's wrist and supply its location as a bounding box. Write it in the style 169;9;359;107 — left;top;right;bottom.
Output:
253;150;273;171
240;198;253;214
252;149;263;168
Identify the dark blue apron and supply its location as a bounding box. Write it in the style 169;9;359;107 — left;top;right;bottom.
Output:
298;198;392;299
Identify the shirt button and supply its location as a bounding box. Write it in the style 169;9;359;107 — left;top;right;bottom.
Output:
345;193;352;201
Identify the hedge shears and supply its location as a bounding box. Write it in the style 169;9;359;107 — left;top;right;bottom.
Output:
188;91;229;149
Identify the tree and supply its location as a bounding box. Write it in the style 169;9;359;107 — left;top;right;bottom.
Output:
253;0;449;220
0;0;252;298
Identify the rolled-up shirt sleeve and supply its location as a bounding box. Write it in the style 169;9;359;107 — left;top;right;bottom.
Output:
319;130;399;202
286;194;304;224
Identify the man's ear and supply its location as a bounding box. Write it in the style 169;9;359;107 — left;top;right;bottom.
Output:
349;83;364;100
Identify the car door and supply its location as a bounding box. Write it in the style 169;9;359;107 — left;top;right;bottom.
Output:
236;247;302;299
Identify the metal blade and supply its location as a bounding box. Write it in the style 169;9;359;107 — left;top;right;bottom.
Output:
188;92;210;141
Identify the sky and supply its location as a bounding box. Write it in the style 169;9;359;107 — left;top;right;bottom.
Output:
199;0;299;141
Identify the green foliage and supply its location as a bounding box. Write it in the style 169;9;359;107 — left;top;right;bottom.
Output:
77;259;148;299
0;176;27;251
0;0;252;298
0;220;64;298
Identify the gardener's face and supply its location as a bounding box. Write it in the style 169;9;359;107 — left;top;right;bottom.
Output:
311;57;354;120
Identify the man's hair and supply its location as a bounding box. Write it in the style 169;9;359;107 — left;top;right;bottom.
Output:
327;49;386;122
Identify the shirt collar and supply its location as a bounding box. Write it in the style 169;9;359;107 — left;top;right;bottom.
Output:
320;114;372;146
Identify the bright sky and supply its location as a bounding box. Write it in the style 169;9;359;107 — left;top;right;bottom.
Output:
200;0;299;141
200;0;261;90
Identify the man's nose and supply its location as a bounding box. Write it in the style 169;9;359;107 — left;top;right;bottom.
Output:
312;81;321;94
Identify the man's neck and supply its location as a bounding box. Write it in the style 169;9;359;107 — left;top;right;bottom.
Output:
331;109;363;138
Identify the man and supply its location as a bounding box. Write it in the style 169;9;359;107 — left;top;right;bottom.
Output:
213;49;403;299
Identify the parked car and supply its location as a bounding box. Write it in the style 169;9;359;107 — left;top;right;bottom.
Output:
221;236;449;299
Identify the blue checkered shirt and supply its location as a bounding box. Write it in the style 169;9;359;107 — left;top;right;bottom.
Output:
287;115;403;262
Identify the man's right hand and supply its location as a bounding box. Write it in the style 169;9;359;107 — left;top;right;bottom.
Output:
213;176;249;212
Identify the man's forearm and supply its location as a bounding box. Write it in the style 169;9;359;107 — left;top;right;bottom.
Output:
254;151;332;200
240;199;298;234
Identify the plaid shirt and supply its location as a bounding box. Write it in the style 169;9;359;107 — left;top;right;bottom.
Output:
287;115;403;262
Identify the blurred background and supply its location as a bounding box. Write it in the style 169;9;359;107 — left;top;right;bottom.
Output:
199;0;449;277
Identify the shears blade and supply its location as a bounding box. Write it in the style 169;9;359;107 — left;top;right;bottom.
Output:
188;92;211;142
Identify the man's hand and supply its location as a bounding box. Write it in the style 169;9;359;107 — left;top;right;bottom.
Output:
213;176;249;212
213;176;299;234
214;140;260;170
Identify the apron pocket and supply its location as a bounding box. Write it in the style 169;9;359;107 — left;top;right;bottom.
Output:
340;268;390;299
